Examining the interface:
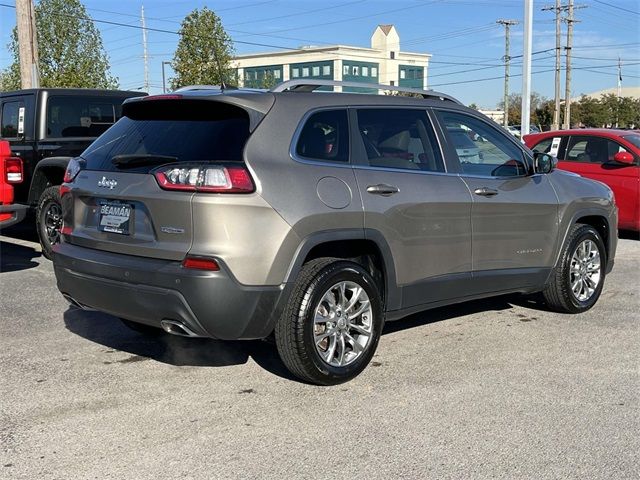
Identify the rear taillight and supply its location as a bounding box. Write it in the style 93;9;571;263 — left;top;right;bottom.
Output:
154;165;254;193
63;157;84;183
4;157;23;183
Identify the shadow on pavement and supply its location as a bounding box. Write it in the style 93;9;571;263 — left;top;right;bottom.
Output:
382;294;524;335
619;230;639;241
0;240;41;273
64;292;548;382
63;308;297;381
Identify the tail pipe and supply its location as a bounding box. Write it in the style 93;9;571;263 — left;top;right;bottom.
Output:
160;319;203;338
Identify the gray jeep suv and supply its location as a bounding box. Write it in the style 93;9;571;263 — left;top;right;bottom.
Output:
53;80;617;385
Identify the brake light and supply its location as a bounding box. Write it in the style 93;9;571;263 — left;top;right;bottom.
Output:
182;256;220;271
4;157;23;183
143;94;183;101
63;157;84;183
154;165;254;193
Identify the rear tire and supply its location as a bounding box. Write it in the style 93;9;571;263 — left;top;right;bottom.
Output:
543;224;606;313
275;258;383;385
36;186;62;260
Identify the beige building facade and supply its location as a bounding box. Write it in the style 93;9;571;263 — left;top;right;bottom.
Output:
233;25;431;92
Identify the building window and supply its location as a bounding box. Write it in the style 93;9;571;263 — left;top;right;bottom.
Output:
292;68;299;78
302;67;309;77
352;66;359;75
362;66;368;77
323;65;331;76
274;70;281;79
390;52;395;59
400;70;406;79
390;80;395;86
343;65;349;75
312;66;320;76
371;67;377;77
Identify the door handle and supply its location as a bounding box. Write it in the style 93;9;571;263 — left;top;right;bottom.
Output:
366;184;399;196
473;187;499;197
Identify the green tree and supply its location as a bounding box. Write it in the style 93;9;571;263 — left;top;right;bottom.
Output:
0;0;117;90
468;102;479;110
170;7;235;90
498;92;546;126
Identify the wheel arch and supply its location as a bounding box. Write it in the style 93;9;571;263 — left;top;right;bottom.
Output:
284;229;400;311
555;208;614;272
28;157;72;205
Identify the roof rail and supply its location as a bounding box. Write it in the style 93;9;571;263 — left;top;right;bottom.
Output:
271;79;462;105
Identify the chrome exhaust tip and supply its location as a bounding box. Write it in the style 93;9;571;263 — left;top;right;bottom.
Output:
160;319;202;337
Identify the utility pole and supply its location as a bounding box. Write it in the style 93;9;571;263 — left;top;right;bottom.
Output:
542;1;565;130
15;0;40;88
616;57;622;128
521;1;533;137
497;19;519;127
141;5;149;92
563;2;586;129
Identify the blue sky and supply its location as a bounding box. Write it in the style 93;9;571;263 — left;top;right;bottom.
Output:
1;0;638;107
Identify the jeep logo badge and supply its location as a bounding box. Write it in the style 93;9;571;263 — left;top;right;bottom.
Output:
98;176;117;190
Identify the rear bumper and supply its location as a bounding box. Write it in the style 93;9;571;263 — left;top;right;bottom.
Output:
53;241;288;340
0;203;29;229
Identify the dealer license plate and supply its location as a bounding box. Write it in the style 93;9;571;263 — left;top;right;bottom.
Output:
98;202;132;235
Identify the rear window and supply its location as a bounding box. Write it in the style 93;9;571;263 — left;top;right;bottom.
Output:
46;95;129;138
81;100;250;172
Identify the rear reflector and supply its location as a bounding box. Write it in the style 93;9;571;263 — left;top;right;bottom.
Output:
4;157;23;183
182;256;220;271
154;164;254;193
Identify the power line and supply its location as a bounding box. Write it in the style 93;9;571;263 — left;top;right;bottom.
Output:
592;0;640;15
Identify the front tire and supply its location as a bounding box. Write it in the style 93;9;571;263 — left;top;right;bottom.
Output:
36;186;63;260
543;224;606;313
275;258;383;385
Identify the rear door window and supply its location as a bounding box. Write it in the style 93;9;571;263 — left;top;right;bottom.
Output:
355;108;444;172
82;100;250;173
46;96;128;138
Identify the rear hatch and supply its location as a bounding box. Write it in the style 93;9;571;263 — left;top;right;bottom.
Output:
62;94;269;260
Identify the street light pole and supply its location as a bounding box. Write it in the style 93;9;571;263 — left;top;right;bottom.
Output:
521;0;533;138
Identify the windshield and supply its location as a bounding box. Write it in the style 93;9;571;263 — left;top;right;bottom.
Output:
622;134;640;149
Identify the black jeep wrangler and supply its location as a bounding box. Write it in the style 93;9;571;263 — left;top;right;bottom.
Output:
0;88;146;257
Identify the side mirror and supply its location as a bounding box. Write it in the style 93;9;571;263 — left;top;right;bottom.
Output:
613;151;635;165
534;151;557;174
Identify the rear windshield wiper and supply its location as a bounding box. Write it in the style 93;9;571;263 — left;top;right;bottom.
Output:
111;154;178;168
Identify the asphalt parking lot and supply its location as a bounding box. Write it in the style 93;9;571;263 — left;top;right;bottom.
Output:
1;225;638;480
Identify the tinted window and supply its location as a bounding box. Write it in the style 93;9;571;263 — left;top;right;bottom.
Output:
356;108;444;172
1;100;24;138
82;102;250;173
46;96;127;138
296;110;349;162
622;134;640;149
531;137;553;154
439;111;527;177
564;135;628;164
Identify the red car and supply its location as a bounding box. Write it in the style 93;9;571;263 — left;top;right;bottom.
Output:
524;129;640;232
0;140;26;228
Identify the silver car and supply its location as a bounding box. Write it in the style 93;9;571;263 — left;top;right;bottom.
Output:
53;80;617;385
